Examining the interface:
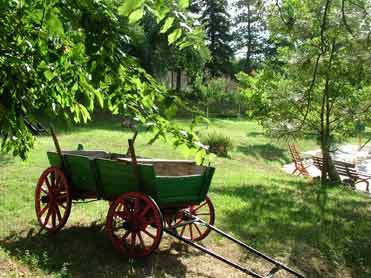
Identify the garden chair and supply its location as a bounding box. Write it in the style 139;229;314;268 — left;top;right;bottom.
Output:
288;143;311;176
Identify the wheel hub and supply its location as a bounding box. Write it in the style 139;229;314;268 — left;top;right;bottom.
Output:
124;216;142;232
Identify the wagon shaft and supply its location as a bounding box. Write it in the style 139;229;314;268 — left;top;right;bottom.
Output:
164;216;304;278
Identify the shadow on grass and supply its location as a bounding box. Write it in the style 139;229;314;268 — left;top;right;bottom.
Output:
246;131;266;137
0;152;14;167
237;143;290;164
212;180;371;278
0;223;209;278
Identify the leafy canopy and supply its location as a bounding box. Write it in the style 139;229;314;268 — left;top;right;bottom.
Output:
0;0;208;160
238;0;371;142
238;0;371;181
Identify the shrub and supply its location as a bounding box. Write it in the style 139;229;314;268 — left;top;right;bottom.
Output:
202;132;233;157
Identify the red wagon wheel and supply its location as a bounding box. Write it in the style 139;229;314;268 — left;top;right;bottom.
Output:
35;167;72;233
106;192;163;257
172;196;215;241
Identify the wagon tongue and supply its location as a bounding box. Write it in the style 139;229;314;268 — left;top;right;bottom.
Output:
164;216;304;278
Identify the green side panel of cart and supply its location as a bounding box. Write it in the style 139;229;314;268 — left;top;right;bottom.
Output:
47;152;98;193
47;151;215;206
94;159;157;200
155;167;215;205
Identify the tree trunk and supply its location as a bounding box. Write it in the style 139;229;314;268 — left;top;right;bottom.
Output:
320;41;341;184
171;71;174;89
176;68;182;92
320;138;341;184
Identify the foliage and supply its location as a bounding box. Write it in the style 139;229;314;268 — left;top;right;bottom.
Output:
238;0;371;183
130;11;209;85
0;0;208;159
232;0;268;72
201;131;233;157
199;78;246;117
199;0;234;76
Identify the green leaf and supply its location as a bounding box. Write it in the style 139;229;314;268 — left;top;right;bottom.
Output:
44;70;54;81
178;40;193;49
195;149;205;165
95;91;104;108
179;0;189;9
46;12;64;35
164;104;177;118
168;28;182;45
118;0;144;17
129;8;144;24
79;104;91;123
160;17;174;33
71;82;78;93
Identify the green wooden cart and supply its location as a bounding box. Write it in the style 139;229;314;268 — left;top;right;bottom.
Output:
35;134;215;257
35;133;305;277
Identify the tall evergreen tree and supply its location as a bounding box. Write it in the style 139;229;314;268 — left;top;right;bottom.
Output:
200;0;233;77
233;0;268;73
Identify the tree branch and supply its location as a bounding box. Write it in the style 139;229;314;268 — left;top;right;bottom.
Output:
320;0;332;50
341;0;355;37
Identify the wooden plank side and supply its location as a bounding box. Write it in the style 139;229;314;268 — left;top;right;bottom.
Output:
47;152;62;168
155;175;205;205
63;155;98;193
95;159;157;200
199;166;215;199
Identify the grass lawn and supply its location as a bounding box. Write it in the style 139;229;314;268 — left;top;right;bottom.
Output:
0;118;370;278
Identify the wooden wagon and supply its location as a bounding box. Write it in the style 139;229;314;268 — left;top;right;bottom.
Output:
35;132;303;277
35;133;215;258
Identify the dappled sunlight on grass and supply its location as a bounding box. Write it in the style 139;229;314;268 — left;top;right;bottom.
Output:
1;118;371;277
211;178;371;277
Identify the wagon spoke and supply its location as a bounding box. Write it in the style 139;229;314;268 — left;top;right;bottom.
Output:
180;225;186;237
55;204;62;222
138;232;146;250
44;207;52;226
55;175;61;190
38;203;49;218
116;202;123;212
142;219;156;227
142;229;155;239
174;215;185;226
51;206;56;227
130;233;136;254
139;205;151;218
50;172;56;187
120;230;131;242
44;177;52;191
134;197;139;214
195;212;210;216
189;224;193;239
56;194;68;200
194;201;207;212
194;223;202;237
41;187;49;195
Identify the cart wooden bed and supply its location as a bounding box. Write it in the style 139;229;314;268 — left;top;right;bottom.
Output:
34;131;304;278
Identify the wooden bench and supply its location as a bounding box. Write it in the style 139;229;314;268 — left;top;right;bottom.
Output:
312;156;371;191
288;143;310;176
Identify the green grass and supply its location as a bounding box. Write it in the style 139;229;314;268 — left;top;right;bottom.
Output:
0;118;371;277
